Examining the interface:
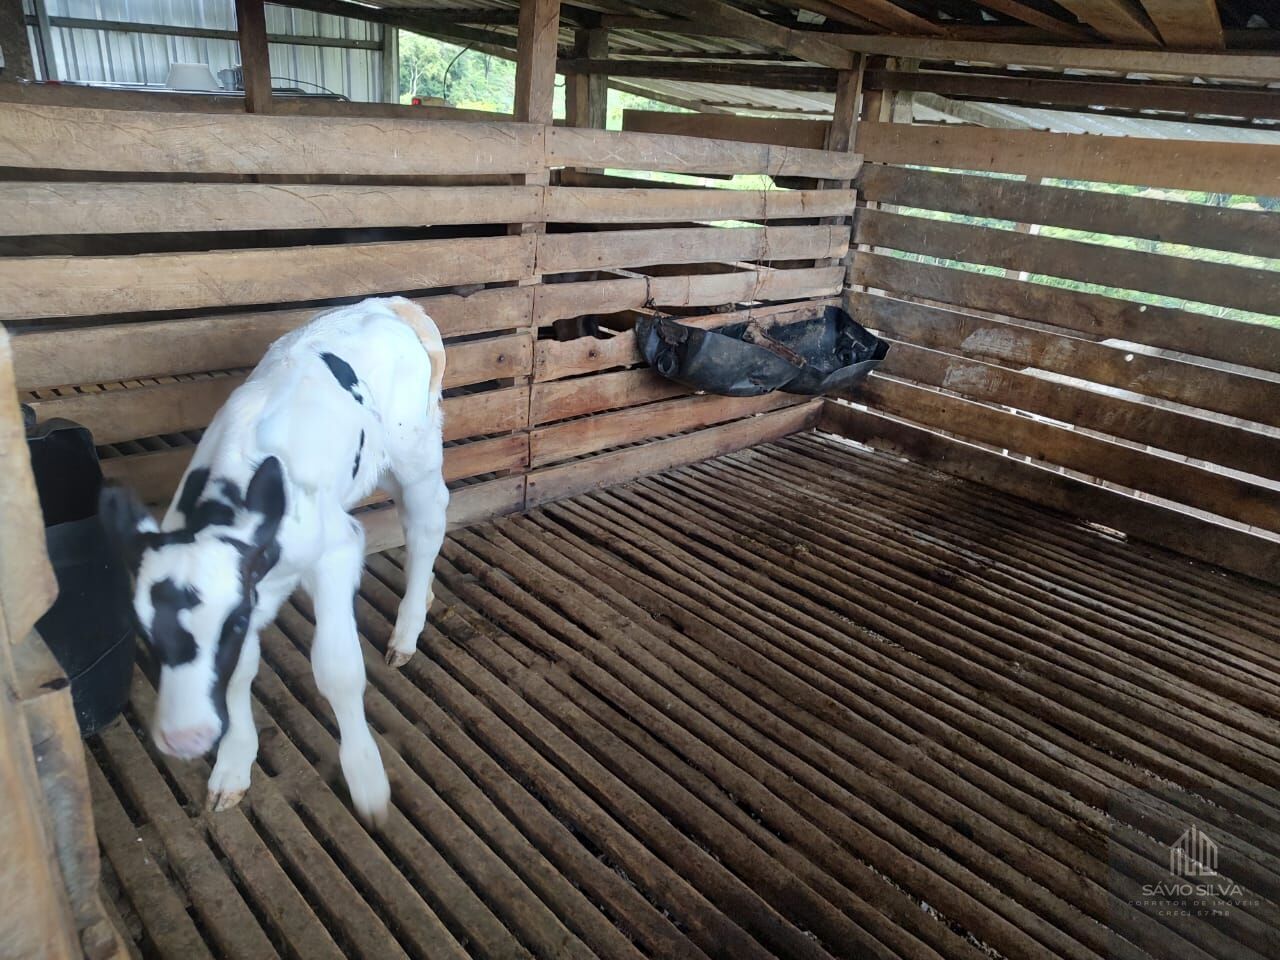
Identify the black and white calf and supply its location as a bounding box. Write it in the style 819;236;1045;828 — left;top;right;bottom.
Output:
101;297;449;824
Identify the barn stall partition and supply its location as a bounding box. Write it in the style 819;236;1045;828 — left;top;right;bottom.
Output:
2;2;1280;959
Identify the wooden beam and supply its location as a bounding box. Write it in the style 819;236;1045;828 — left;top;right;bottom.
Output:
623;108;830;148
857;122;1280;196
628;0;855;70
865;68;1280;122
567;27;608;131
820;0;947;35
515;0;560;124
281;0;522;54
953;0;1094;39
560;57;837;90
234;0;272;113
0;0;35;81
1017;0;1160;43
1137;0;1224;48
827;35;1280;80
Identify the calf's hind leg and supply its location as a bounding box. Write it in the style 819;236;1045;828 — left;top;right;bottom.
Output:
304;518;390;825
385;471;449;668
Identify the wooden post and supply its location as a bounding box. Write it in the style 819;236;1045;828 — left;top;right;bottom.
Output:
234;0;272;113
0;0;34;81
567;26;608;131
818;58;863;274
514;0;561;124
380;22;398;104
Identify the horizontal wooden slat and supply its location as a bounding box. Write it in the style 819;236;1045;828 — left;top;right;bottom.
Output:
858;165;1280;259
828;35;1280;82
533;299;836;383
104;417;527;505
536;269;843;324
620;110;831;150
531;368;686;426
849;291;1280;430
26;363;530;445
850;252;1280;374
539;225;848;274
10;287;533;391
0;183;545;235
854;374;1280;534
544;187;857;224
359;475;528;552
855;209;1280;317
545;126;863;180
0;235;537;321
877;338;1280;482
530;392;807;468
865;70;1280;123
819;400;1280;585
0;102;543;175
525;401;821;508
856;123;1280;196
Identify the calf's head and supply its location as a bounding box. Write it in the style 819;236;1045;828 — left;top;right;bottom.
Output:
100;458;285;759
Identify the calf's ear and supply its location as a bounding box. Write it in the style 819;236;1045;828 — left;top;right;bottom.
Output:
98;484;158;574
243;457;285;583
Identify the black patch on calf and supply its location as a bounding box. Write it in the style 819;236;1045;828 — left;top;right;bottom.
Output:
175;468;210;522
149;579;200;666
353;429;365;478
320;352;364;404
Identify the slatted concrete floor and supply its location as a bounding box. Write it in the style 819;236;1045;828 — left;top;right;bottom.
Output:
91;432;1280;960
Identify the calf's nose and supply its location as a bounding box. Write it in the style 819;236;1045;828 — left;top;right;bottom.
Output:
156;724;219;759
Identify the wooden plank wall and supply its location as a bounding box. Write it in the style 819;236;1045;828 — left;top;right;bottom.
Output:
1;99;852;549
830;66;1280;583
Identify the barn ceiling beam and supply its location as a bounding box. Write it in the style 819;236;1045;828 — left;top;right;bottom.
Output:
280;0;534;53
818;0;946;34
1042;0;1162;43
1135;0;1225;47
824;34;1280;79
559;57;839;90
623;0;856;69
962;0;1096;40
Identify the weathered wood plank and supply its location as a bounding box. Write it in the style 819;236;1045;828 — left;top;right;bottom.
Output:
25;370;529;447
0;235;537;320
856;123;1280;195
525;401;821;507
819;400;1280;586
546;126;864;180
360;475;528;552
530;392;808;467
1046;0;1160;44
864;70;1280;123
1137;0;1224;48
103;411;528;504
853;374;1280;533
849;252;1280;374
876;337;1280;481
11;288;532;390
536;269;843;323
855;209;1280;318
532;368;686;425
827;35;1280;81
0;183;545;235
539;225;848;273
858;165;1280;259
0;102;544;175
849;291;1280;430
544;186;857;224
621;109;830;149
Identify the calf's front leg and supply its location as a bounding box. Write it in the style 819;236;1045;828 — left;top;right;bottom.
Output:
304;521;390;826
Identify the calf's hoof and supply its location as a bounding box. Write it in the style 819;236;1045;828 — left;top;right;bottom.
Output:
385;646;414;669
206;785;247;813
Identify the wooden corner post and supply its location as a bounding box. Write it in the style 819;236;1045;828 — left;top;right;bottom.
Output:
234;0;272;113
